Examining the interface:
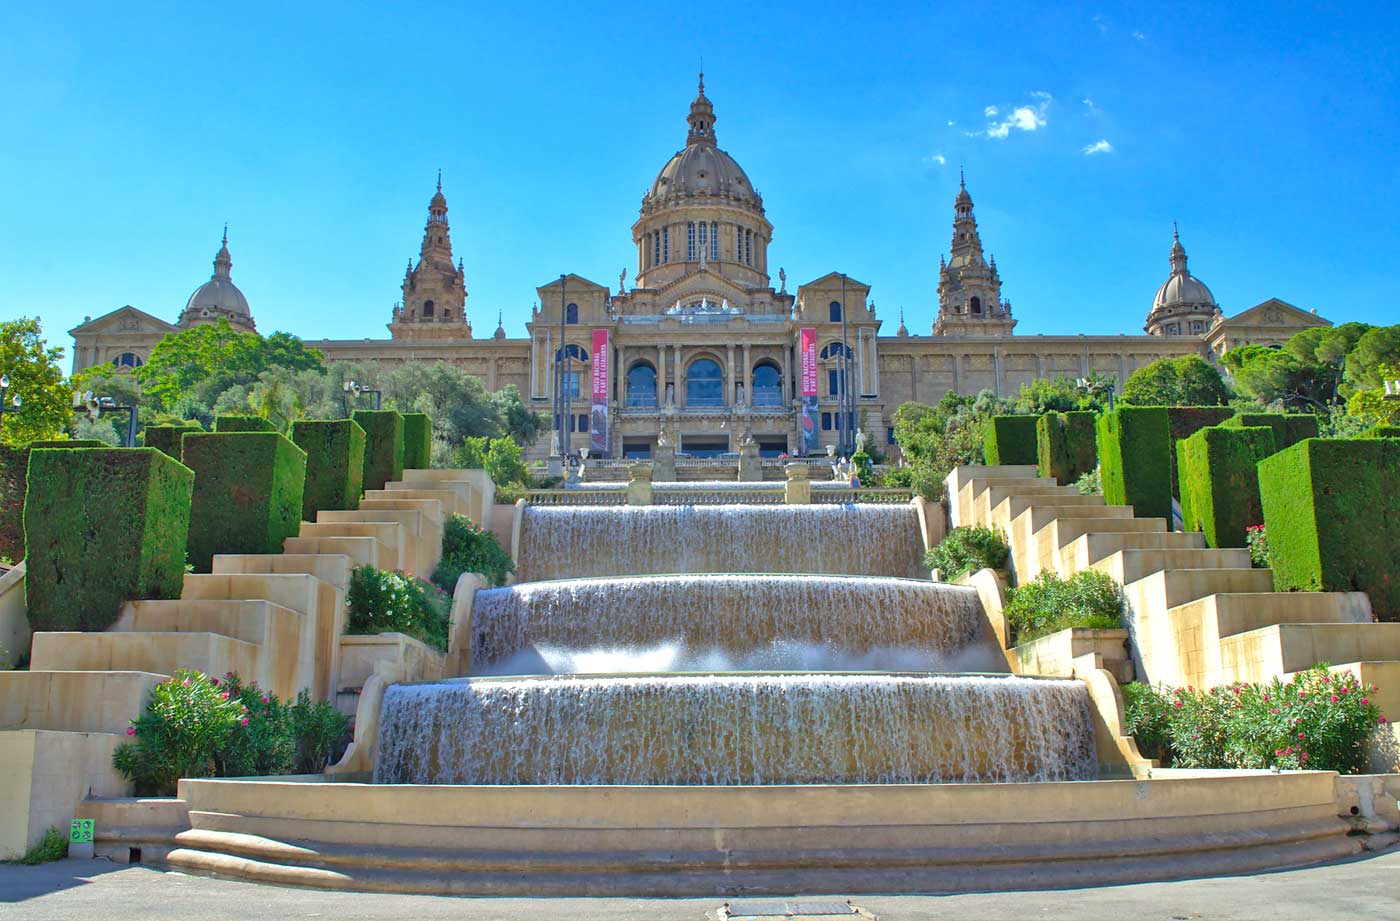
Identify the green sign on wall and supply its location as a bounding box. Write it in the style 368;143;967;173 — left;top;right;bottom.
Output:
70;819;94;843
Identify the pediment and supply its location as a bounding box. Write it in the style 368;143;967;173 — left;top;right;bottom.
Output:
652;268;752;305
68;305;179;337
1224;298;1328;328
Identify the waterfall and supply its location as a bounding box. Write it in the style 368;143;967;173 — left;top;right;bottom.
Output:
517;504;926;581
375;673;1098;786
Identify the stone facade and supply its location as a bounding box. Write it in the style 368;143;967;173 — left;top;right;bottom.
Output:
71;76;1331;458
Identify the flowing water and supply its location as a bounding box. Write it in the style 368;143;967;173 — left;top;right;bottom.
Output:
374;673;1098;785
516;504;926;581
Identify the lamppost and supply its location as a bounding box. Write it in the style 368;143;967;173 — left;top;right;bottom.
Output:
71;390;137;447
838;272;855;458
1077;376;1117;413
0;375;20;437
556;274;570;461
342;379;381;412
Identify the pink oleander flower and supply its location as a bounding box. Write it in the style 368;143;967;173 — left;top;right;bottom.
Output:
1380;716;1389;725
1262;693;1270;702
1284;746;1293;755
210;677;219;687
1301;752;1309;762
220;691;230;700
240;717;249;726
261;695;269;704
1331;695;1340;703
1270;708;1280;715
1361;698;1370;705
126;726;136;736
1173;700;1183;708
1297;732;1306;739
1321;675;1330;684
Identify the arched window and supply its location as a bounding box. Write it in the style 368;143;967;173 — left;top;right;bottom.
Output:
969;296;981;315
113;352;143;369
685;358;724;407
819;342;853;360
829;300;842;323
565;303;579;324
752;361;782;407
554;344;588;363
626;362;658;408
423;300;435;317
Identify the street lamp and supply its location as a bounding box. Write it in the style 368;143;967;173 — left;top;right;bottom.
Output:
71;390;138;447
342;379;382;412
0;375;20;437
1077;376;1117;412
1384;379;1400;402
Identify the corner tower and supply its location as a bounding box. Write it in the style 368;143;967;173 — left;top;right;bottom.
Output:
932;173;1015;337
389;175;470;340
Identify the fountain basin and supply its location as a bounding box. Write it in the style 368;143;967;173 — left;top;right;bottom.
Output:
374;672;1097;785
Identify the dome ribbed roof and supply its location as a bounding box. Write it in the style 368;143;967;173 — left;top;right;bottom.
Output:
641;74;763;214
1152;227;1216;310
184;232;251;318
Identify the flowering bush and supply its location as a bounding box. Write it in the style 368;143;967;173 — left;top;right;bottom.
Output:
431;514;514;592
347;565;451;650
925;525;1010;580
1246;524;1270;569
113;670;350;795
1123;666;1386;773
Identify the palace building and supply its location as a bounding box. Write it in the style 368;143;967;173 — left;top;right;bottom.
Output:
70;76;1330;458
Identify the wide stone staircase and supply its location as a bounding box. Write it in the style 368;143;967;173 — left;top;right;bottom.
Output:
0;468;489;858
950;464;1398;768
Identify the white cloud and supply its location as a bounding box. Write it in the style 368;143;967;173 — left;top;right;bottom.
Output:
969;92;1051;140
1082;97;1097;110
1133;30;1145;40
1082;139;1114;155
932;153;947;166
947;119;956;127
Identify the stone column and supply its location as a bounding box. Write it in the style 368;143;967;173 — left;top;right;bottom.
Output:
742;343;752;401
726;344;735;405
783;463;812;504
625;463;654;506
657;344;666;404
674;345;685;408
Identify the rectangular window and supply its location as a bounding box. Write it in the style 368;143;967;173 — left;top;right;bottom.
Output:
744;229;751;265
698;221;707;254
710;222;718;260
887;426;897;445
736;225;742;260
562;371;581;399
828;369;845;396
663;228;669;262
653;232;660;268
578;413;589;433
821;412;832;431
687;222;695;260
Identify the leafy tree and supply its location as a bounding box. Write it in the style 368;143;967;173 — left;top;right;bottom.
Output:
491;384;547;445
484;437;527;487
136;320;323;413
892;389;1011;499
1013;376;1082;414
1122;355;1227;406
0;317;71;446
1344;325;1400;392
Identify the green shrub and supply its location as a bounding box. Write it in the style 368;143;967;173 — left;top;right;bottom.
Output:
1096;406;1171;522
291;418;366;522
215;673;296;778
1246;524;1269;568
456;435;489;468
982;415;1039;466
925;525;1009;580
1224;412;1319;451
15;827;68;865
1004;569;1123;646
1362;426;1400;439
1176;425;1276;548
401;413;432;470
1074;467;1101;495
432;514;514;591
1121;682;1173;764
0;445;29;562
142;423;203;459
182;433;307;572
214;414;275;433
849;449;875;484
1165;406;1234;498
290;689;351;773
24;448;192;631
346;565;451;650
1259;438;1400;620
484;438;527;487
1035;411;1096;485
493;481;529;505
352;410;404;491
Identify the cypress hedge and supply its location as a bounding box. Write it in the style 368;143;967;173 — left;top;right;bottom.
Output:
0;442;107;562
401;413;432;470
352;410;404;491
182;433;308;572
143;423;203;460
214;414;276;433
1362;426;1400;439
1097;406;1172;522
1259;438;1400;621
291;418;366;522
1177;425;1276;548
1166;406;1235;498
983;415;1039;466
1224;413;1319;451
24;447;193;631
1036;411;1097;485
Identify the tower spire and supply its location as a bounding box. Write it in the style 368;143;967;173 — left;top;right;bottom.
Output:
686;71;716;146
437;168;442;192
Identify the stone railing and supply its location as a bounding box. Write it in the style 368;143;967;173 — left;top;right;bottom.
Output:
811;488;915;504
654;488;784;506
523;489;627;506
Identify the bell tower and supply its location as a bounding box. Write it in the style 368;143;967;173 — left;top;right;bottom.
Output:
932;172;1015;337
389;173;471;340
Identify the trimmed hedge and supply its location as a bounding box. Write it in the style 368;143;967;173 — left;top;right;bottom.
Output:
291;418;366;522
1166;406;1235;498
352;410;404;491
0;443;109;562
1096;406;1172;522
983;415;1039;466
1177;425;1276;548
401;413;432;470
1362;426;1400;439
1259;438;1400;621
143;423;203;460
1036;411;1097;485
182;433;308;572
1224;413;1319;452
214;414;276;433
23;448;193;631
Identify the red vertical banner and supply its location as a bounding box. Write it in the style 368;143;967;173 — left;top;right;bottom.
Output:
590;328;609;455
799;327;819;454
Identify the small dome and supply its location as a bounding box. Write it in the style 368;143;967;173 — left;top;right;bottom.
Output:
1153;272;1216;310
184;232;251;320
647;144;758;206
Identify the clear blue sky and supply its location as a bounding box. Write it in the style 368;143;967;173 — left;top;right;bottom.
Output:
2;2;1396;361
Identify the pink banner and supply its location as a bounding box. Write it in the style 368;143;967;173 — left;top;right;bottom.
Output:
800;327;817;397
591;329;609;454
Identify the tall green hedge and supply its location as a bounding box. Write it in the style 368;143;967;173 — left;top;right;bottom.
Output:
0;443;107;562
214;414;276;433
401;413;432;470
1259;438;1400;621
1362;426;1400;439
143;423;204;460
1166;407;1235;498
182;433;307;572
352;410;404;491
1036;411;1097;485
291;418;366;522
983;415;1039;466
1177;425;1276;548
1097;406;1172;522
24;448;193;631
1224;413;1319;451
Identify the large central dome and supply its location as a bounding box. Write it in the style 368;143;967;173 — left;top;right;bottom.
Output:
641;74;764;216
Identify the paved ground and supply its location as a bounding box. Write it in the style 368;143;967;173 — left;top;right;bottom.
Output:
2;849;1399;920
